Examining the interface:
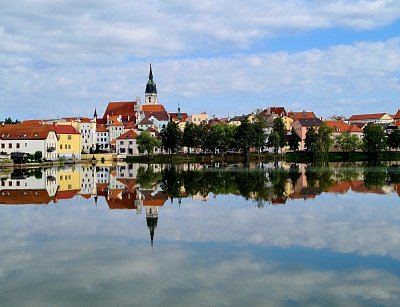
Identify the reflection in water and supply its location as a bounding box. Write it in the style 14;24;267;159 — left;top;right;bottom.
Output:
1;163;400;305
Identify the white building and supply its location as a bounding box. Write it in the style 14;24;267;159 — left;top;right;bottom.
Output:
116;130;139;156
0;124;58;160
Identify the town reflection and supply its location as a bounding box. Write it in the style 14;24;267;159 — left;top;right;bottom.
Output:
1;162;399;209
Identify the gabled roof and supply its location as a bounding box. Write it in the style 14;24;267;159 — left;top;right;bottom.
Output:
348;113;391;121
116;129;138;140
0;124;56;140
287;111;317;120
124;122;136;129
54;125;79;134
393;110;400;120
296;118;323;127
103;101;137;119
347;124;363;133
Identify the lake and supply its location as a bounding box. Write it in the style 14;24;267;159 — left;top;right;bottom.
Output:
1;162;400;306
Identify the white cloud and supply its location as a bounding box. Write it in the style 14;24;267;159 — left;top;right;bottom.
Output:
0;1;400;119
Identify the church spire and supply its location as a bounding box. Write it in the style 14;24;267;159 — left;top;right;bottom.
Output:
145;62;158;104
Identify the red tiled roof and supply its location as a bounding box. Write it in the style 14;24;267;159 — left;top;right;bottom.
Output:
287;111;317;120
139;118;154;125
348;113;390;121
96;124;108;133
393;110;400;120
324;120;350;133
56;190;80;200
103;101;137;120
116;129;138;140
54;125;79;134
63;117;93;123
348;124;363;133
124;122;136;129
0;124;56;140
142;104;166;112
0;190;54;205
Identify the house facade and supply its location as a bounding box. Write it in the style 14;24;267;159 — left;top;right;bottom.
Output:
0;124;58;160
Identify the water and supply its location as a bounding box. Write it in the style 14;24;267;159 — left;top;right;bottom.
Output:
0;162;400;306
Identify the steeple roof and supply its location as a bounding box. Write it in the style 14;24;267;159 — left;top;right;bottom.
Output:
145;63;157;94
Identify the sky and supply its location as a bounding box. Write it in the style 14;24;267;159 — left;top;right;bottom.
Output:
1;0;400;120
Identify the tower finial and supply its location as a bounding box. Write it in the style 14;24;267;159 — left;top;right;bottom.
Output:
149;62;153;81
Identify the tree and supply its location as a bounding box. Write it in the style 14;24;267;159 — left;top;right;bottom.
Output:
335;133;362;152
34;151;43;161
272;117;286;149
387;129;400;151
304;127;317;151
136;131;161;157
235;119;256;155
160;122;183;154
317;124;334;154
288;127;301;151
363;124;387;154
183;123;202;153
267;131;281;153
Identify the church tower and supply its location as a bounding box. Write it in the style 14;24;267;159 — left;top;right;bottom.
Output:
145;63;158;105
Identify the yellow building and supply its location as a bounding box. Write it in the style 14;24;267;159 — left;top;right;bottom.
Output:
57;167;81;192
55;125;81;159
189;112;209;125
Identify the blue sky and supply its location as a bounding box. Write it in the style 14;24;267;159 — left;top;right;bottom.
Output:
1;0;400;120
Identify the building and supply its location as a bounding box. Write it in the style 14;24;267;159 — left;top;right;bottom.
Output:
54;125;81;160
96;124;110;151
324;120;363;138
292;118;323;150
0;124;58;160
347;113;393;125
189;112;209;125
116;130;139;156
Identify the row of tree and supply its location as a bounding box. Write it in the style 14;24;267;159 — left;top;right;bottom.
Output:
136;116;400;158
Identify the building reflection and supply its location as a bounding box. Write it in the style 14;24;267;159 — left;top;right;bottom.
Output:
1;162;400;243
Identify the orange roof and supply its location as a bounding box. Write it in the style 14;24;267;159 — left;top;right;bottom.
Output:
348;124;363;133
96;124;108;133
56;190;80;200
116;129;138;140
324;120;351;133
125;122;136;129
348;113;390;121
0;190;54;205
142;104;166;112
287;111;317;120
54;125;79;134
21;120;44;125
394;110;400;120
0;124;56;140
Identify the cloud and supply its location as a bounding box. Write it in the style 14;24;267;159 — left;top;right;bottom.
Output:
0;1;399;119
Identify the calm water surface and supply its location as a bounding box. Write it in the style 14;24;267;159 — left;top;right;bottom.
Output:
1;162;400;306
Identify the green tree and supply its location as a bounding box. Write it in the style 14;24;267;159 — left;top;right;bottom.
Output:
304;127;317;151
268;131;281;153
387;129;400;151
136;131;161;157
363;124;387;154
234;119;256;156
183;123;202;153
335;133;362;152
272;117;286;149
34;151;43;161
288;127;301;151
160;122;183;154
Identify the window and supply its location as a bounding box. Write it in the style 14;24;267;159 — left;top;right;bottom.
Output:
60;144;63;149
68;135;71;140
25;143;27;147
16;143;20;149
1;144;4;149
16;181;20;186
8;143;12;148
